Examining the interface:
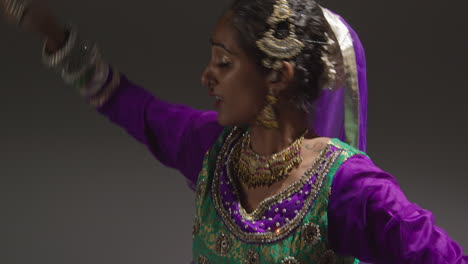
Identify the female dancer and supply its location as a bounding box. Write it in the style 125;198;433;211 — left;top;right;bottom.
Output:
1;0;466;263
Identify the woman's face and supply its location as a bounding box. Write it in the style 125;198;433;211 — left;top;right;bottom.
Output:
201;13;269;127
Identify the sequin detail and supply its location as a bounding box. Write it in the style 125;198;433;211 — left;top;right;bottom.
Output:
215;232;232;256
197;255;209;264
193;126;365;264
192;216;200;239
302;222;321;245
196;178;206;201
245;249;260;264
211;127;342;243
281;256;300;264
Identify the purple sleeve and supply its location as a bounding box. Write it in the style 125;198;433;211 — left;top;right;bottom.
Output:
328;154;467;263
95;69;224;190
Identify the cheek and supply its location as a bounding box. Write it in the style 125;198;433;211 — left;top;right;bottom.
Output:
215;60;267;125
218;99;260;126
221;79;265;123
232;91;261;114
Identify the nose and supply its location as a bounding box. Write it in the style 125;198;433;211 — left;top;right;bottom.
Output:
201;65;210;87
201;65;216;92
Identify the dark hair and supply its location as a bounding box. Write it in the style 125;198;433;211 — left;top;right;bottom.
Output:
228;0;343;114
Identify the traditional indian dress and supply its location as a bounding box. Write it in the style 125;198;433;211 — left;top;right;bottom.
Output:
90;7;467;264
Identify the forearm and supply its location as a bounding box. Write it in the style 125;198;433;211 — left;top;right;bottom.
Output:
6;0;224;187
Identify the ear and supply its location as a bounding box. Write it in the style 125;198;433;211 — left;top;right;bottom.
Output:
266;61;295;94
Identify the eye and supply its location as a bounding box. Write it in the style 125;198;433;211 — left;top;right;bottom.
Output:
217;56;232;68
217;62;231;68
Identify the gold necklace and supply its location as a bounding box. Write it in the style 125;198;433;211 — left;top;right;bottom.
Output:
233;129;308;189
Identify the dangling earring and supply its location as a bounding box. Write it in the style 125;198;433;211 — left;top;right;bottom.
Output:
256;88;279;129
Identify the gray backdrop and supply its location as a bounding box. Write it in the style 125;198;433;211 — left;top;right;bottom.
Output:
1;0;467;263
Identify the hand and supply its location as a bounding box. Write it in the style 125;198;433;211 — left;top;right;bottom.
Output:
0;0;26;25
1;0;67;51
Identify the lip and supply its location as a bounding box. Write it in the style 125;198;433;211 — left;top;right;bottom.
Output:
208;91;221;97
214;95;223;108
208;92;223;101
214;98;223;108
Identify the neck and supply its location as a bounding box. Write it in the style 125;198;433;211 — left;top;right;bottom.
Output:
248;108;317;156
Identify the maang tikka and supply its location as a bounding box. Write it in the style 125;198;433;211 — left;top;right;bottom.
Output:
254;0;303;129
255;0;339;91
256;0;305;71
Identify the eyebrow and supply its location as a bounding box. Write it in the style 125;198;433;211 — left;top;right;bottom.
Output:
209;37;236;55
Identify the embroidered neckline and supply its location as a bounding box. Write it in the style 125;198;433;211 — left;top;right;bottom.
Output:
231;137;333;221
211;126;343;243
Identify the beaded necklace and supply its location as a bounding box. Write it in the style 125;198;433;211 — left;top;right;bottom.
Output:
234;129;308;189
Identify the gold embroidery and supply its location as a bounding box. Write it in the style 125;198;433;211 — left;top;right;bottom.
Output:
197;255;209;264
281;256;300;264
211;126;343;243
244;249;260;264
322;7;361;148
196;153;210;218
302;222;321;246
192;216;200;239
215;232;232;256
196;178;207;202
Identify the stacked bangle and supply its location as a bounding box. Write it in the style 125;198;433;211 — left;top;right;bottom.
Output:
41;23;114;100
77;57;110;98
7;0;119;106
41;24;79;68
88;69;121;108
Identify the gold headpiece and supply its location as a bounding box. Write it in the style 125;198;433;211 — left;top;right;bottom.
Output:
255;1;341;91
256;0;304;70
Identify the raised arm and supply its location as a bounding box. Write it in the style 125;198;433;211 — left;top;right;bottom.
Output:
0;1;223;190
328;155;467;263
94;68;223;190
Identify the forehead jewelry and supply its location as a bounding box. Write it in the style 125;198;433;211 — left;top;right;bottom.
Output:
256;0;304;70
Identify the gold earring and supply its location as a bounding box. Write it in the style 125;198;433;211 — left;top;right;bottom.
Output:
256;88;279;129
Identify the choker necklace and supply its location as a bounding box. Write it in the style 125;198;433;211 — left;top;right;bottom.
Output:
233;129;308;189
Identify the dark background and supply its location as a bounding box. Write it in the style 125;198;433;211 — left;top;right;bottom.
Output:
1;0;467;263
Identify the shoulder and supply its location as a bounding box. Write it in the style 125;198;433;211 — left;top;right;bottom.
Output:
327;139;400;200
326;139;399;191
329;138;370;163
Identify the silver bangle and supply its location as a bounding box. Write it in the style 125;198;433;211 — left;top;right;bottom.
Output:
88;69;121;108
40;22;110;98
41;23;103;85
78;58;110;98
4;0;30;26
60;40;101;84
41;23;78;68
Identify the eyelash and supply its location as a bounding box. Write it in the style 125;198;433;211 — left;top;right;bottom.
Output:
217;62;231;68
215;56;231;68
